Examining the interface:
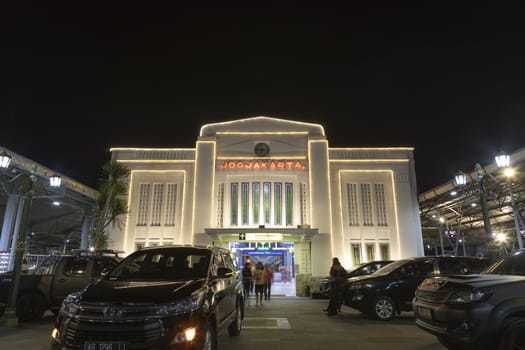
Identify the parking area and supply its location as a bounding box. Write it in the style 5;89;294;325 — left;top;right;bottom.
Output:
0;296;445;350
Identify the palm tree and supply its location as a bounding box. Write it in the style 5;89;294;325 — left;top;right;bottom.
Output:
90;161;130;250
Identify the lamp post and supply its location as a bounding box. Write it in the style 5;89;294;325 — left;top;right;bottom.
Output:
0;150;61;327
438;216;445;255
454;166;494;257
495;150;524;249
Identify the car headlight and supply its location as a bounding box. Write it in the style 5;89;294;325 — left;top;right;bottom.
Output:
446;289;493;304
59;291;82;317
156;292;204;316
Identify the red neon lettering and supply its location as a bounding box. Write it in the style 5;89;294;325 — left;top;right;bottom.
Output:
218;160;305;170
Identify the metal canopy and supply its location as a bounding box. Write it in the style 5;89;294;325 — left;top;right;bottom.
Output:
0;147;98;254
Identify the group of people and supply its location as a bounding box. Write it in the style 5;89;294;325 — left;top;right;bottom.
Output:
241;261;274;306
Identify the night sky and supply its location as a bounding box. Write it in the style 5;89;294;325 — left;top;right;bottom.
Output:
2;4;525;193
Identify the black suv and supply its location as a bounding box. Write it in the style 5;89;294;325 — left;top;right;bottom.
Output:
413;249;525;350
344;256;490;321
51;245;244;350
315;260;394;299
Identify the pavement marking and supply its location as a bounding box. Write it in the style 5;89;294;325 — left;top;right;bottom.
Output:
243;317;291;329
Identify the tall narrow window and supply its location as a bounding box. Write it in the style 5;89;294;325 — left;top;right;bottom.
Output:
241;182;249;225
351;243;361;265
263;182;271;224
380;243;390;260
347;183;359;226
374;183;388;226
300;183;307;225
252;182;260;225
285;183;293;226
165;183;177;226
216;183;224;227
361;183;373;226
231;183;238;226
137;183;151;226
151;183;165;226
274;182;282;225
366;243;375;261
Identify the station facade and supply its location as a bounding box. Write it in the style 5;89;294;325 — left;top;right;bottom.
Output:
108;116;423;277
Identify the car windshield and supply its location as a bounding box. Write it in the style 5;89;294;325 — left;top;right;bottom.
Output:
370;259;411;275
482;250;525;276
107;248;211;281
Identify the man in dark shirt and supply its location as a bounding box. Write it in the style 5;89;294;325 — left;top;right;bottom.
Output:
326;257;347;317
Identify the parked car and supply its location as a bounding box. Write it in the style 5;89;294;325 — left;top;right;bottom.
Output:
413;249;525;350
0;250;122;322
314;260;394;299
344;256;490;321
51;245;244;350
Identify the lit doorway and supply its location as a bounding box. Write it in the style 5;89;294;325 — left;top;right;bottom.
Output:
229;241;296;296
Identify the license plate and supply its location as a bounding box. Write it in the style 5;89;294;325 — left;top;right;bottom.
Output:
417;306;432;320
84;342;129;350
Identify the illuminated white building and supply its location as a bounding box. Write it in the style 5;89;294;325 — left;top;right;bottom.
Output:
108;116;423;277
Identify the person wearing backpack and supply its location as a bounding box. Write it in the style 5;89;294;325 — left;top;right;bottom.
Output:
241;261;253;301
253;261;267;306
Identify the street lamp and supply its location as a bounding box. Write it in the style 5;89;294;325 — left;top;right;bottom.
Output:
454;164;493;257
0;150;62;327
495;150;524;249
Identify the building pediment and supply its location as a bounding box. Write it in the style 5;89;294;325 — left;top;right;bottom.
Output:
199;116;325;138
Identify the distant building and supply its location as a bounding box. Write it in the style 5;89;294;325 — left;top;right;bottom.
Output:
108;116;422;276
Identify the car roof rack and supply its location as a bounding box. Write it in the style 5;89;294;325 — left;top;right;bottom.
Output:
71;249;125;257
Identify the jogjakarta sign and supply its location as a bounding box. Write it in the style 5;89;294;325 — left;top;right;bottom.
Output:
218;160;306;170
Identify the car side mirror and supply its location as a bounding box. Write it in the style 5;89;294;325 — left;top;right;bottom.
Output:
217;267;234;278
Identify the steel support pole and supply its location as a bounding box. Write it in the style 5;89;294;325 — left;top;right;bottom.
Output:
3;168;36;327
475;163;495;260
508;182;524;249
438;221;444;256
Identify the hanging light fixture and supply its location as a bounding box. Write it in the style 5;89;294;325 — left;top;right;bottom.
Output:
495;149;510;168
0;150;12;169
49;174;62;188
454;170;467;186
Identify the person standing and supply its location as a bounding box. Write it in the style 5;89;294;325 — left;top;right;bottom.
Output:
264;264;273;300
326;257;347;317
253;262;267;306
241;262;253;300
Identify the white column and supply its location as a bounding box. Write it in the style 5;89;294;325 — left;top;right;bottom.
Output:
80;215;92;251
0;193;18;251
8;199;25;270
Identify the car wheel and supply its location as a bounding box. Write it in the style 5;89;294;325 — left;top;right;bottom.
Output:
373;296;395;321
228;299;243;336
203;320;217;350
16;292;46;322
437;335;467;350
500;317;525;350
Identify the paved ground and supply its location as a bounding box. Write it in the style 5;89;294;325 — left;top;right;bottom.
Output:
0;296;445;349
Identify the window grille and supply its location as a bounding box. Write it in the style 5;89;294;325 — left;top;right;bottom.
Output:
137;183;151;226
361;183;373;226
165;183;177;226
